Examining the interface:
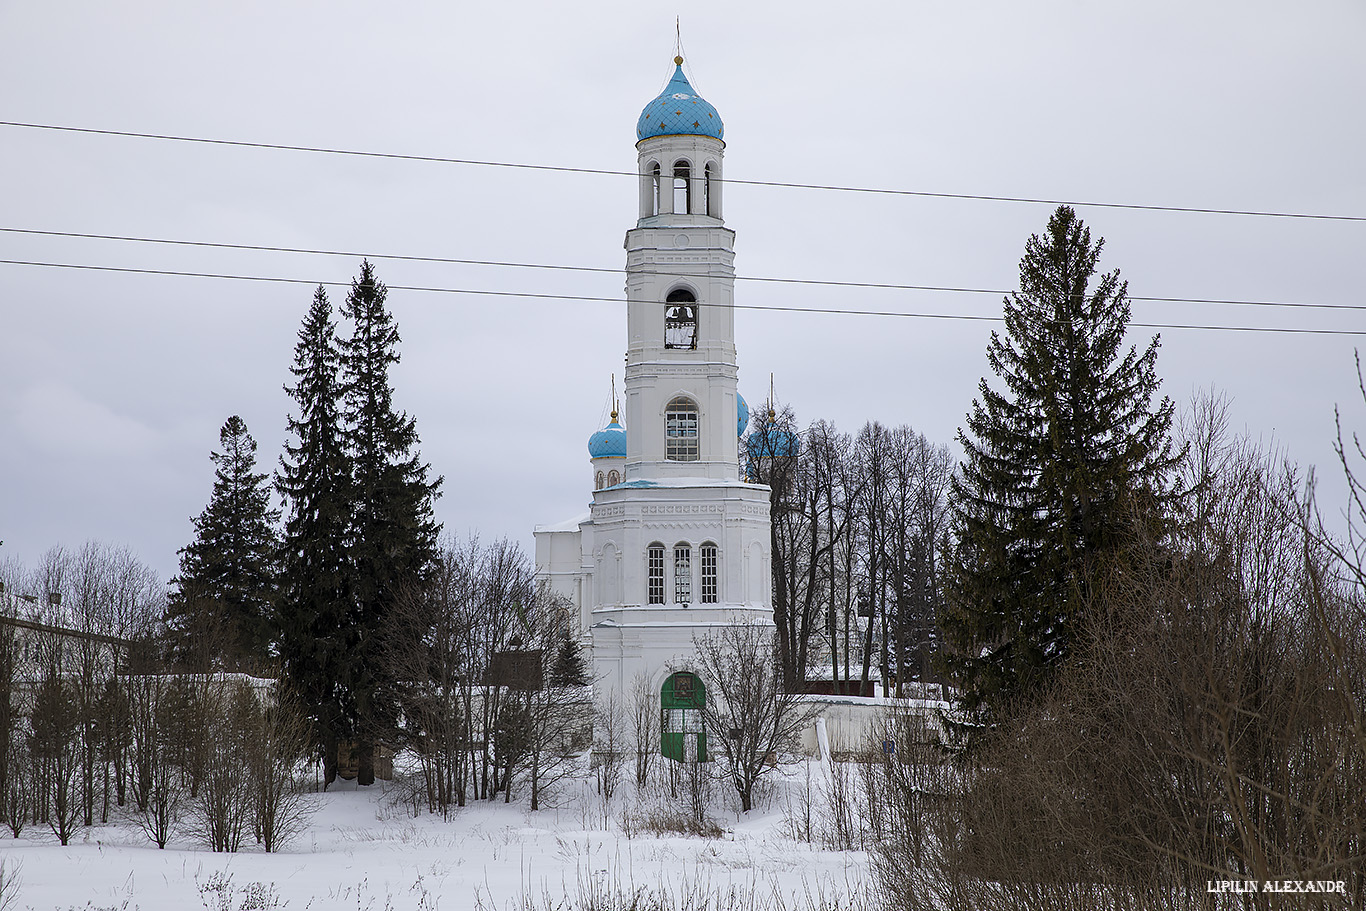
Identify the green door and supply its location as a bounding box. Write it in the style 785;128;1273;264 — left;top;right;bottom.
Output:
660;671;707;762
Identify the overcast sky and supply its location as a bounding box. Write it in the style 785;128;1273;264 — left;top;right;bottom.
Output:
2;1;1364;586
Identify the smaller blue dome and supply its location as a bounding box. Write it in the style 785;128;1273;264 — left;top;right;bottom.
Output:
737;394;750;437
637;62;724;141
588;418;627;459
747;426;799;459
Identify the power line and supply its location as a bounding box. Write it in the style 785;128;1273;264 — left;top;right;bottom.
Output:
4;257;1363;337
3;226;1360;315
3;119;1363;224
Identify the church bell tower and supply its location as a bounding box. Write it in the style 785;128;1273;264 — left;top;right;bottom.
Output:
622;57;740;482
534;56;773;700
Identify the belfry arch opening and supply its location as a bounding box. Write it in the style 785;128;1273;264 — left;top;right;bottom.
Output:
672;159;691;214
665;288;697;350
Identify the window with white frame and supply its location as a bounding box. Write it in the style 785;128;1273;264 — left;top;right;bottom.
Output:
674;544;692;604
700;542;718;603
665;396;699;461
647;543;665;604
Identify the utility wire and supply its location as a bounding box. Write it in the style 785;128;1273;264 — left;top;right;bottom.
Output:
2;120;1362;224
2;226;1359;315
4;258;1363;337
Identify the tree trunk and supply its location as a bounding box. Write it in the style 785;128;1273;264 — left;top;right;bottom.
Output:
323;736;338;788
357;738;375;786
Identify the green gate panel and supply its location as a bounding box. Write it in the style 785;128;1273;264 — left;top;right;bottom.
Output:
660;671;707;762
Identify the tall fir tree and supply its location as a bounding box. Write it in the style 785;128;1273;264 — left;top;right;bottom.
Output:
338;261;442;785
940;206;1181;736
275;285;355;784
168;415;280;670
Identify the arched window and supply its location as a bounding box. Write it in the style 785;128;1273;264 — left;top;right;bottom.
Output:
664;288;697;350
607;469;620;486
672;159;691;214
595;471;605;490
665;396;699;461
700;542;718;603
650;162;661;216
703;163;715;217
674;543;692;604
647;543;666;604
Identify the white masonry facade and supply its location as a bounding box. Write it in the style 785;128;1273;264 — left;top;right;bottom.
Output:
534;59;774;706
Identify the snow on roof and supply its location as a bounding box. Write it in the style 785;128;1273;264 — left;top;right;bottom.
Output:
533;511;591;534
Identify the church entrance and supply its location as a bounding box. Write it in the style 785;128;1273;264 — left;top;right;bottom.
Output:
660;671;707;762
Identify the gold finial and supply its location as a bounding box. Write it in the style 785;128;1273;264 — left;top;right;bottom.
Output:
674;55;684;65
610;374;619;422
768;373;777;420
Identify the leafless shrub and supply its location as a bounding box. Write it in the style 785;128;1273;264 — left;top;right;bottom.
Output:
245;687;313;852
29;665;81;845
622;797;724;840
0;859;19;911
384;548;478;817
3;727;32;839
134;741;180;850
786;756;872;852
593;690;627;805
184;678;255;852
629;673;658;790
667;751;715;830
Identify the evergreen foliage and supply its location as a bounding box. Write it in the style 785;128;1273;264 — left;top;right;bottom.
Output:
167;415;280;669
275;286;354;780
940;206;1181;734
337;261;442;785
550;628;589;688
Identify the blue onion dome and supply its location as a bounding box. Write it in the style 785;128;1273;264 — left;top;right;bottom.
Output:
637;57;724;141
747;425;799;459
737;393;750;437
588;412;627;459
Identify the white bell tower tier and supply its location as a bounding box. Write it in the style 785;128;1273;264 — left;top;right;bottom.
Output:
534;57;774;701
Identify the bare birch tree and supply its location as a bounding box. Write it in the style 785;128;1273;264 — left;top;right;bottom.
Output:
687;623;819;812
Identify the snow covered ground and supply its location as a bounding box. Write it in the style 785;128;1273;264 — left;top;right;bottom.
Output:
0;766;873;910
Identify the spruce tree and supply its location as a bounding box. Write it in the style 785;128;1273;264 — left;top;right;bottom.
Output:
275;286;354;784
940;206;1180;735
338;261;442;785
168;415;280;669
